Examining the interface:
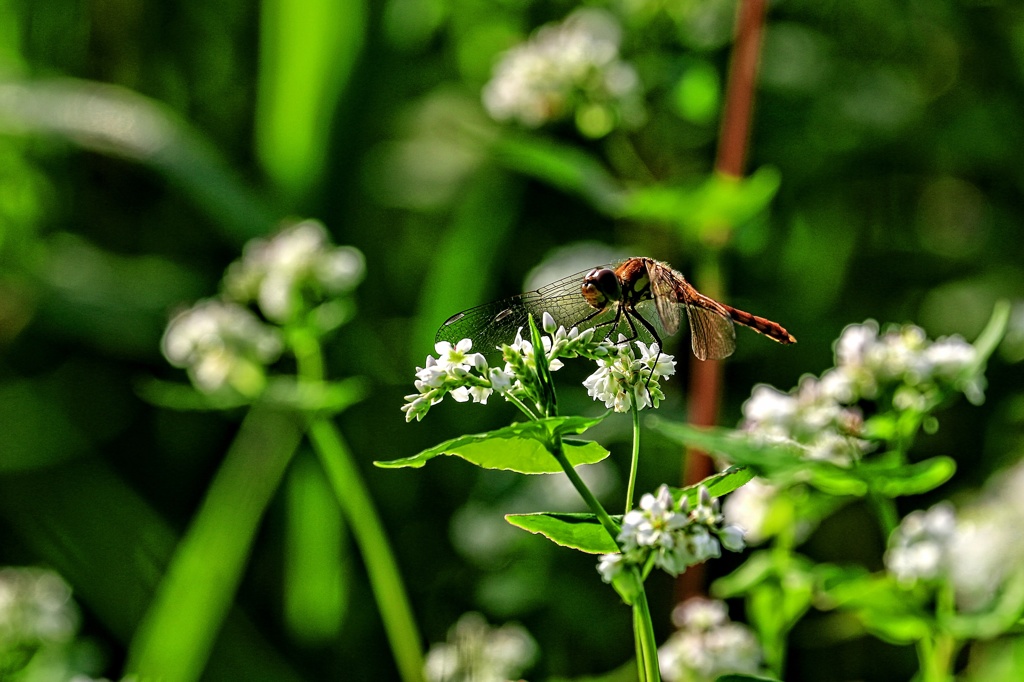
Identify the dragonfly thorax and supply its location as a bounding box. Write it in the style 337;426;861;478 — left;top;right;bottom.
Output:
581;268;622;310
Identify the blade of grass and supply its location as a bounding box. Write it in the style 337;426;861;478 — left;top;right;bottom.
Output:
127;405;303;682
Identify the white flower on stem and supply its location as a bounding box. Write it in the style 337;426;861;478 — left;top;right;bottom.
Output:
831;320;985;405
0;567;78;648
584;340;675;413
659;598;763;682
223;220;364;324
601;485;744;580
722;477;776;546
740;375;867;466
945;461;1024;610
434;339;487;376
162;299;282;395
482;8;643;137
619;485;688;552
404;322;617;421
884;502;957;586
424;612;537;682
597;552;627;583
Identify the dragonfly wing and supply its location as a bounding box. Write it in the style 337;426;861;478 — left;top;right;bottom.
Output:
648;261;682;335
434;265;618;354
685;304;736;361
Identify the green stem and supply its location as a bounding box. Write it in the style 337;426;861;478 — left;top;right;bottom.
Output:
868;491;900;540
625;395;641;514
634;582;662;682
550;436;620;543
293;330;425;682
633;607;647;682
505;391;542;420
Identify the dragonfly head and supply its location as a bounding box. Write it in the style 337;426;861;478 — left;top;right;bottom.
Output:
581;267;622;309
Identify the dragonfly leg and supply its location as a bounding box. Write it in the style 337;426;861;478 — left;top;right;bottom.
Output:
629;310;665;390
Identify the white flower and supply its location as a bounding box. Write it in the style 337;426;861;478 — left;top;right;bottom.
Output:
482;8;643;136
660;598;763;682
740;376;867;466
884;502;957;585
672;597;728;631
604;485;743;579
584;341;675;413
723;478;776;546
223;220;364;323
434;339;486;376
162;299;282;394
944;460;1024;610
620;485;688;551
0;567;78;648
597;552;626;583
424;613;537;682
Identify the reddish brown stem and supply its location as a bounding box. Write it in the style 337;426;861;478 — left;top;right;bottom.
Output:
677;0;768;603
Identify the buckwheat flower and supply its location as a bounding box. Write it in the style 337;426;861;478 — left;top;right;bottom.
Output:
946;461;1024;610
659;598;763;682
482;8;643;137
584;340;675;412
722;478;776;546
597;552;627;583
740;376;867;466
434;339;487;376
884;502;957;586
424;612;537;682
223;220;365;324
505;327;565;373
162;299;282;395
605;485;744;579
619;485;687;551
0;567;78;655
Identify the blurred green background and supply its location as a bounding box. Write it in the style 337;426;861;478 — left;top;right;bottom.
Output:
1;0;1023;680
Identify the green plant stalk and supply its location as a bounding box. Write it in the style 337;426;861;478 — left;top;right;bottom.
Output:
126;405;304;681
634;582;662;682
916;583;960;682
293;331;425;682
625;395;641;514
550;436;619;543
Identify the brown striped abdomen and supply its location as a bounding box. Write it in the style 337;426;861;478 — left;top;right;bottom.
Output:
724;305;797;345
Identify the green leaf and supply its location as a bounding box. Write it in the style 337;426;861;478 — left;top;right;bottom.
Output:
505;512;619;554
716;675;781;682
712;550;777;597
623;167;781;242
490;133;626;215
650;420;865;493
674;466;756;505
377;416;609;474
861;456;956;497
972;299;1012;367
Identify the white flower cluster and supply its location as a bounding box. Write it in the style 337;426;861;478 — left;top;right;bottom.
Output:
424;612;537;682
584;339;676;412
223;219;365;324
403;312;621;422
597;486;744;581
741;375;868;466
741;320;983;466
831;320;983;407
658;598;763;682
0;567;78;654
482;8;643;137
162;299;283;395
884;502;957;586
885;460;1024;611
162;220;363;394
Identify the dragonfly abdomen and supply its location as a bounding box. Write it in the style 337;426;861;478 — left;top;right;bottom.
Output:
724;305;796;345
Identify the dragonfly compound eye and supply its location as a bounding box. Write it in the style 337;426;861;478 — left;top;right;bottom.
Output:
581;268;622;309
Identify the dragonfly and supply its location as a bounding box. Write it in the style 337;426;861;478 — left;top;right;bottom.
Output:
435;257;796;360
